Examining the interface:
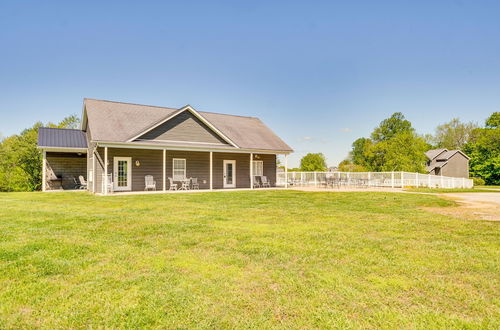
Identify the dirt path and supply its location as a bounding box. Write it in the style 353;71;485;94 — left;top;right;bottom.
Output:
428;192;500;221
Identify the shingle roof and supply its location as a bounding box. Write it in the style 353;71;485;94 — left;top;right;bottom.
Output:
437;150;470;160
38;127;87;149
84;99;293;152
425;148;447;160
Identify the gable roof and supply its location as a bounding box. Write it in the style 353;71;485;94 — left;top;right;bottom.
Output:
425;148;447;160
38;127;87;149
83;99;293;152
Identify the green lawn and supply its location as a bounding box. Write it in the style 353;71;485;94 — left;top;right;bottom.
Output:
0;191;498;328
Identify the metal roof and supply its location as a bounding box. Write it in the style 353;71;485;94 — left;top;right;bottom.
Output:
38;127;88;149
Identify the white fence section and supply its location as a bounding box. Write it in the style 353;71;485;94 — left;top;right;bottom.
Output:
276;171;473;189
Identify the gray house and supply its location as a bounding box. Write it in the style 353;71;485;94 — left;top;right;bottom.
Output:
425;148;470;178
38;99;293;194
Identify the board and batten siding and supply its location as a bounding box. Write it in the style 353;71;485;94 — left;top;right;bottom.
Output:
137;111;229;145
93;147;277;192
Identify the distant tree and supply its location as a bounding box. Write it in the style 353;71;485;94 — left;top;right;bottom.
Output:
464;112;500;185
300;153;327;171
433;118;478;150
350;137;373;169
0;115;79;191
56;115;80;129
338;160;368;172
371;112;413;142
485;112;500;128
371;131;429;172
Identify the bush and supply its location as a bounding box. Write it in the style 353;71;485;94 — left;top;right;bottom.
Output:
473;177;485;186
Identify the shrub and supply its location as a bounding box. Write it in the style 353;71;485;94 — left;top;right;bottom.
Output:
473;177;485;186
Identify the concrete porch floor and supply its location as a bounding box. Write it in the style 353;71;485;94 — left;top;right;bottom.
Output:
97;187;283;196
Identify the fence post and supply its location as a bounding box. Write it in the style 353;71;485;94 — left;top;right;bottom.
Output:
347;172;350;186
391;171;394;188
440;175;444;188
367;172;371;187
401;171;404;188
462;177;465;189
427;174;431;188
314;172;317;187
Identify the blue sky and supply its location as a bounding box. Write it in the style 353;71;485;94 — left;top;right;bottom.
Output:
1;0;499;167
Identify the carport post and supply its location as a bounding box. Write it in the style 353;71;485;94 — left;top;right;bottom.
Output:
42;150;46;192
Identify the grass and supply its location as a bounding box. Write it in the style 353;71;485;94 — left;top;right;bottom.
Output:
404;187;500;193
0;190;498;328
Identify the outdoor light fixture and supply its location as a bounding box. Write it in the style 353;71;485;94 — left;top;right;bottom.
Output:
135;160;141;167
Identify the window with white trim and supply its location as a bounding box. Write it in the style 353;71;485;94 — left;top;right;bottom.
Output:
252;160;263;176
173;158;186;181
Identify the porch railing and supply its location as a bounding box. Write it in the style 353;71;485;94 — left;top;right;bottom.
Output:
276;171;473;189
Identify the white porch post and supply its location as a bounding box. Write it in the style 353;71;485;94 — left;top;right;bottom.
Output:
92;150;95;193
42;150;46;192
104;147;108;195
250;153;253;189
210;151;213;191
284;154;288;188
163;149;166;192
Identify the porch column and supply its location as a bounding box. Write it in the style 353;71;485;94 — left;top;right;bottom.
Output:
104;147;108;195
163;149;166;192
284;154;288;188
92;150;95;193
250;153;253;189
209;152;213;190
42;150;46;192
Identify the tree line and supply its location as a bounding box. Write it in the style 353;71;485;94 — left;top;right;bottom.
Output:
297;112;499;185
0;116;80;191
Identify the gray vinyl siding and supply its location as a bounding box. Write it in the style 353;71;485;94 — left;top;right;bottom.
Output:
441;153;469;178
92;148;277;193
138;111;229;145
45;152;87;190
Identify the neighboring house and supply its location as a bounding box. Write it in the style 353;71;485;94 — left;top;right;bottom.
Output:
425;148;470;178
38;99;293;194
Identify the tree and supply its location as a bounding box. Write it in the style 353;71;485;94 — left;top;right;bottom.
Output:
371;112;413;142
350;137;373;169
371;131;429;172
0;115;79;191
338;160;368;172
300;153;327;171
463;112;500;185
433;118;478;150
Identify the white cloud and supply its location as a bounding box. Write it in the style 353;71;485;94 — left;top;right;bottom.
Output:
339;128;352;133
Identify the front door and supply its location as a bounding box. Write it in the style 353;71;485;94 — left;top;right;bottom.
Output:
223;160;236;188
113;157;132;191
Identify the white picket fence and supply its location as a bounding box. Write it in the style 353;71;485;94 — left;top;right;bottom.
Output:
276;171;473;189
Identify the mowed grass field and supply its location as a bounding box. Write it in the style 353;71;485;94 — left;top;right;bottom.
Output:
0;191;498;328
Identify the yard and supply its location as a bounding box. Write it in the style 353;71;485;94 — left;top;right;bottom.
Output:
0;190;498;328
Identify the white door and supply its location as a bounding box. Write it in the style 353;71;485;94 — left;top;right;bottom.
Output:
113;157;132;191
223;160;236;188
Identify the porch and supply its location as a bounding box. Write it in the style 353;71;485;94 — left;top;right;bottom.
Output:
92;147;278;195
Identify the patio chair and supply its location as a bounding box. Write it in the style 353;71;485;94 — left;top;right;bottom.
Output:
191;177;199;190
144;175;156;191
253;176;261;188
78;175;87;190
104;174;113;193
180;179;190;190
168;177;178;191
261;176;271;188
73;177;81;189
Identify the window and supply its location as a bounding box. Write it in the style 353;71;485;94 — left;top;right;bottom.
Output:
173;158;186;181
252;160;263;176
